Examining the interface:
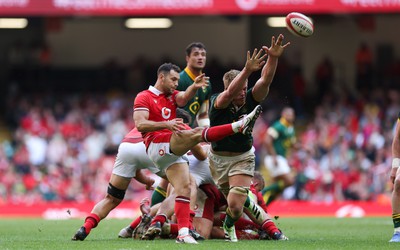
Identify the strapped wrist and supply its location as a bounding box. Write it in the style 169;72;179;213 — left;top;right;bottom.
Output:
197;118;210;127
392;158;400;168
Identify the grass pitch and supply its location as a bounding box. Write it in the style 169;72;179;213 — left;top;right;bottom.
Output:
0;217;398;249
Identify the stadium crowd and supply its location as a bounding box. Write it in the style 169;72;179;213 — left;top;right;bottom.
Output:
0;48;399;205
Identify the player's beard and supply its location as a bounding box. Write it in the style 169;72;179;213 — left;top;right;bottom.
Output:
168;86;175;95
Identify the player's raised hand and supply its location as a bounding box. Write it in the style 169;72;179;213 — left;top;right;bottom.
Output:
245;48;268;72
262;34;290;58
193;73;209;89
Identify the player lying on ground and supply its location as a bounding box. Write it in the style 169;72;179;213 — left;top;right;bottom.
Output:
119;172;288;241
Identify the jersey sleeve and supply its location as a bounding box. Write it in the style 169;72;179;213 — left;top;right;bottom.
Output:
134;91;150;112
267;125;279;139
172;90;180;104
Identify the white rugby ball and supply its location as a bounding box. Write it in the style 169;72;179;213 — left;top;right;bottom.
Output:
285;12;314;37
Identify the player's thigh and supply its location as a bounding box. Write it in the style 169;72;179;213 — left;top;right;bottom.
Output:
264;155;290;178
165;162;191;190
109;173;131;190
209;150;255;187
112;142;153;178
228;174;252;188
170;128;203;155
147;140;188;174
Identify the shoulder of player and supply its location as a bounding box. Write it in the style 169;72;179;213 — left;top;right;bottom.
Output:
136;90;151;98
177;75;191;89
134;90;155;103
179;70;190;81
272;121;284;130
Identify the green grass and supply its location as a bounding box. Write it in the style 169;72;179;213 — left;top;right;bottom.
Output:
0;217;398;249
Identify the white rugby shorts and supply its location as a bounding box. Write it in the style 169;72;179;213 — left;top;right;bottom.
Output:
188;154;215;186
112;142;161;178
147;141;189;173
263;155;291;178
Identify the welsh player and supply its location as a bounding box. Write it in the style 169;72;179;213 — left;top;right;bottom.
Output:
150;42;211;208
71;127;159;241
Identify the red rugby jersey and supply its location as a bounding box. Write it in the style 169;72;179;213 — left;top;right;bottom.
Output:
134;86;179;147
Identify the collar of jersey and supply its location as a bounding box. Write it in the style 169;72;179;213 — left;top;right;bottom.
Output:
149;86;163;96
280;117;292;127
184;67;201;81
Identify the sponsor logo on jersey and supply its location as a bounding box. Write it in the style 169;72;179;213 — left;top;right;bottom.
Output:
161;107;172;119
159;149;165;156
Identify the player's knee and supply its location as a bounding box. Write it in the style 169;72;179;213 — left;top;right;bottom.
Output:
191;127;204;141
174;182;191;197
228;186;249;213
107;183;126;201
229;186;249;196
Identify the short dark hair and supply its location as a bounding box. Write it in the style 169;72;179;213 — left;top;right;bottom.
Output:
157;63;181;76
185;42;206;56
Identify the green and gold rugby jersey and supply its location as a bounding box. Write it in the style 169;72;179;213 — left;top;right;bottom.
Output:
209;88;259;153
178;67;212;128
268;118;296;157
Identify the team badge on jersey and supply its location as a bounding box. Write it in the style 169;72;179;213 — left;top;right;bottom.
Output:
189;102;200;115
159;149;165;156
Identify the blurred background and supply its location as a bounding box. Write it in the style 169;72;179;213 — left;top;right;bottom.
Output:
0;0;399;217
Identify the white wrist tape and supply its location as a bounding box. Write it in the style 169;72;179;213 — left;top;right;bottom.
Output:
197;118;210;127
392;158;400;168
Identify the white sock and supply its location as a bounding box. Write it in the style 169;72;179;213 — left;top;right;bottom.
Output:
179;227;189;236
231;119;244;133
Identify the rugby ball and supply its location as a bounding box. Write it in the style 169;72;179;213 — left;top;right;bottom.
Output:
285;12;314;37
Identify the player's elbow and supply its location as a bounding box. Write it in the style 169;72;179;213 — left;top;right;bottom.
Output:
176;99;188;108
135;122;146;132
